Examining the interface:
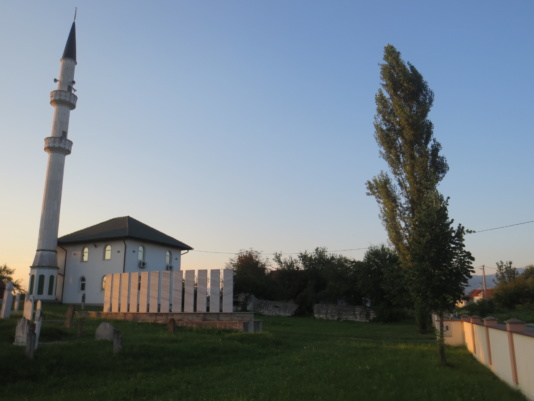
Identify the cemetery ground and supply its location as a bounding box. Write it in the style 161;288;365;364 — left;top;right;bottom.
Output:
0;305;528;401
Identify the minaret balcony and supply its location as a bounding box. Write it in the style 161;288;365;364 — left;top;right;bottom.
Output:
44;136;73;155
50;90;77;110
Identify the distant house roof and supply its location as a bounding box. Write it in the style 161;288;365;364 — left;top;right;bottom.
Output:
58;216;193;251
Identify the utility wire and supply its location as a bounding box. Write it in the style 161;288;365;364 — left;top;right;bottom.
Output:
194;220;534;255
472;220;534;234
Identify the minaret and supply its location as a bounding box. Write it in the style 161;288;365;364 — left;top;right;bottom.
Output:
29;21;77;300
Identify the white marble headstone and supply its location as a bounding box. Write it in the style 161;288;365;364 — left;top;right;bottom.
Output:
0;282;14;319
129;272;139;313
184;270;195;313
210;270;221;313
222;269;234;313
119;273;130;313
171;270;183;313
149;271;160;313
103;274;112;312
138;272;149;313
23;296;34;321
197;270;208;312
160;271;171;313
111;273;121;313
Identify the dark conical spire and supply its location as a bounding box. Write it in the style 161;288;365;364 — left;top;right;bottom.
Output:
62;22;76;62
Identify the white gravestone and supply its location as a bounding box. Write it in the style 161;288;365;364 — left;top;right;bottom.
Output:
138;272;149;313
129;272;139;313
197;270;208;312
34;301;42;350
160;271;171;313
184;270;195;313
0;282;14;318
13;293;21;311
23;296;34;321
103;274;112;312
149;271;160;313
171;270;183;313
210;270;221;313
222;269;233;313
119;273;130;313
111;273;121;312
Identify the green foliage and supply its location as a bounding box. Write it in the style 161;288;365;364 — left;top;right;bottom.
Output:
272;248;362;315
494;260;519;286
227;249;272;309
357;245;409;321
0;264;23;293
366;45;473;338
493;266;534;309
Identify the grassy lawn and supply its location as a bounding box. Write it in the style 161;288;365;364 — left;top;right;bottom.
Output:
0;306;528;401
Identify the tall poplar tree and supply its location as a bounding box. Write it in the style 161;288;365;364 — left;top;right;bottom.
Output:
366;45;473;343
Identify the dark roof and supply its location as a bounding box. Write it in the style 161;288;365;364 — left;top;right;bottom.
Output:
62;22;76;62
58;216;193;250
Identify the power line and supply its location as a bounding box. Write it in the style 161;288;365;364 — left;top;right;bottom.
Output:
472;220;534;234
194;247;370;256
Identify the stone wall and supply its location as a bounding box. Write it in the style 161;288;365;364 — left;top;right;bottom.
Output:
313;304;375;322
254;299;298;317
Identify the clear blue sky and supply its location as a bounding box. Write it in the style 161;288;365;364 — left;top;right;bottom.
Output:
1;1;533;287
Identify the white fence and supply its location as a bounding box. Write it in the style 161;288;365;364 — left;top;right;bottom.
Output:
436;315;534;401
103;269;234;314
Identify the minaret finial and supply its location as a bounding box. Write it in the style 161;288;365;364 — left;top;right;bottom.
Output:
74;7;77;21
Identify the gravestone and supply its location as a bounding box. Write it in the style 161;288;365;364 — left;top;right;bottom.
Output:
14;317;30;346
138;272;149;313
113;329;122;353
103;274;112;312
33;301;42;350
119;273;130;313
23;296;34;321
184;270;195;313
222;269;234;313
65;305;75;328
167;318;176;333
149;271;159;313
160;271;171;313
0;282;14;318
25;322;36;359
95;322;116;341
171;270;183;312
197;270;208;312
210;270;221;313
13;293;21;311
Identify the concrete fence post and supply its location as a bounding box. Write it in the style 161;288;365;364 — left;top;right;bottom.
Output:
483;317;497;366
505;318;525;385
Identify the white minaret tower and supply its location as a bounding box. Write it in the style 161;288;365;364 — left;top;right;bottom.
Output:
29;20;77;300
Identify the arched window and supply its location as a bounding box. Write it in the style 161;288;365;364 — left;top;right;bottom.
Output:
101;275;107;290
47;275;55;296
37;274;45;295
80;276;86;291
82;246;89;262
29;274;35;295
166;250;172;266
138;245;145;261
104;245;111;260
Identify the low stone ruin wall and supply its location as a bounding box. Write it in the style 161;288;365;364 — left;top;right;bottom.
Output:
313;304;375;322
253;300;298;317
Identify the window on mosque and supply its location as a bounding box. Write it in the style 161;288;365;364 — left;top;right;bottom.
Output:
82;247;89;262
138;246;145;261
80;276;86;291
166;250;172;266
104;245;111;260
48;275;55;296
37;275;45;295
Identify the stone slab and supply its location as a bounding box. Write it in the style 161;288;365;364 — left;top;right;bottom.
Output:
210;270;221;313
197;270;207;312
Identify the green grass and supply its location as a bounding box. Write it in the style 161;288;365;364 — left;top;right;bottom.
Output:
0;307;528;401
